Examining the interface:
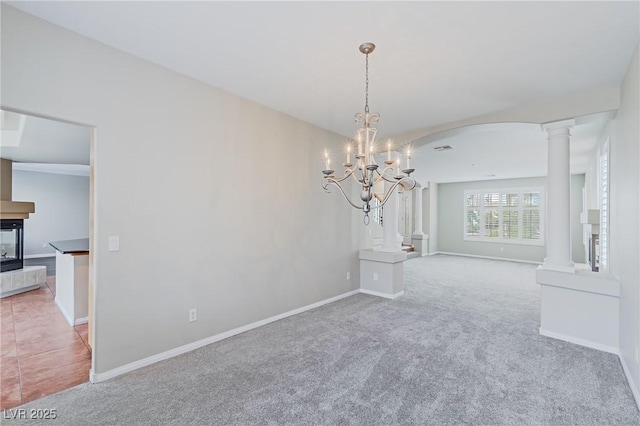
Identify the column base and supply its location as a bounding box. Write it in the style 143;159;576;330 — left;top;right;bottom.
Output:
411;233;429;256
541;259;576;273
359;249;407;299
536;267;619;353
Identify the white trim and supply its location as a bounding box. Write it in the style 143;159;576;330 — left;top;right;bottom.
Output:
89;289;360;383
54;297;74;327
436;251;543;265
74;317;88;326
539;327;618;355
360;289;405;300
619;351;640;411
24;253;55;259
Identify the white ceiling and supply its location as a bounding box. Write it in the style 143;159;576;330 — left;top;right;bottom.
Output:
0;111;90;165
408;117;611;184
5;1;639;182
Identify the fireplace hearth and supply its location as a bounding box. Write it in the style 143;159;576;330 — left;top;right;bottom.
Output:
1;219;24;272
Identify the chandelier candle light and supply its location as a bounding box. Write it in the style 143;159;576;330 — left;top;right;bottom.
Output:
322;42;416;225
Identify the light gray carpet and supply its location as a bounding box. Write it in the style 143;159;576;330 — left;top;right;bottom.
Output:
7;255;639;425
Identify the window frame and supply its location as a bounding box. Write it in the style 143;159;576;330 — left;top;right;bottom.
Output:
463;187;545;246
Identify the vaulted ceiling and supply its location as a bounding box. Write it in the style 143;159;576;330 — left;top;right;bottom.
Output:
4;1;639;183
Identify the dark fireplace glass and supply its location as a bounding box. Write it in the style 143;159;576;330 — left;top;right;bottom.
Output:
1;219;24;272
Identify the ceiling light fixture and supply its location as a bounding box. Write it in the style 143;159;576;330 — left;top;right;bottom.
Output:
321;43;416;225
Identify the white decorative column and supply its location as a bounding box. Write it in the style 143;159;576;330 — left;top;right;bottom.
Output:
536;122;620;353
412;185;424;235
380;180;400;252
411;184;429;256
541;119;575;273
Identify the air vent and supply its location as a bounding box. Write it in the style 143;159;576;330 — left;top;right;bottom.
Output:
433;145;453;151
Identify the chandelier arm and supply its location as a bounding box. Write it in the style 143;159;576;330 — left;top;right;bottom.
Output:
321;180;365;210
325;169;356;184
377;177;417;208
399;177;417;191
374;166;395;176
350;168;366;184
373;170;398;185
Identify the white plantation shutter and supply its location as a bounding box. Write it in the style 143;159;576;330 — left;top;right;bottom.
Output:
522;191;541;241
465;193;481;237
599;143;609;271
484;210;499;238
502;193;519;239
463;188;543;245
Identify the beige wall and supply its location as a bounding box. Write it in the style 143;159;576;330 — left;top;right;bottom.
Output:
1;6;360;374
13;170;90;256
612;43;640;404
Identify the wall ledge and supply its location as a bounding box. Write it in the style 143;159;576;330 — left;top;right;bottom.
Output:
359;249;407;264
536;266;620;297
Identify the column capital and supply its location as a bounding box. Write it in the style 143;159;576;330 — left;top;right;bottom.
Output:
542;118;575;133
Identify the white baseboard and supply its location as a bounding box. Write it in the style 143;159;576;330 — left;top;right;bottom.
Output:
54;297;74;327
619;351;640;411
360;289;404;300
539;327;619;355
74;317;88;326
90;289;360;384
24;253;55;259
437;251;543;265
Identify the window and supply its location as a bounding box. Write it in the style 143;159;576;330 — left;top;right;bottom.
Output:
464;188;544;245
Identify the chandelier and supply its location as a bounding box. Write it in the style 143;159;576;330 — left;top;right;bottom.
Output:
322;42;416;225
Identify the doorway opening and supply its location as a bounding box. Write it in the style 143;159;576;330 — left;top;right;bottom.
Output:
0;109;96;409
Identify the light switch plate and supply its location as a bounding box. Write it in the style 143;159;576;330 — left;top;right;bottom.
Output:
108;236;120;252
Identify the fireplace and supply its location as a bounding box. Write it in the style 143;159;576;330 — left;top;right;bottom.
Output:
1;219;24;272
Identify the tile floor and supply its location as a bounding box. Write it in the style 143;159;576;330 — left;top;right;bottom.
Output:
0;276;91;410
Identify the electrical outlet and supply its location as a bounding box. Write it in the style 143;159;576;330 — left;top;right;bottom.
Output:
346;272;351;280
42;243;47;248
373;272;379;281
189;308;197;322
499;247;504;253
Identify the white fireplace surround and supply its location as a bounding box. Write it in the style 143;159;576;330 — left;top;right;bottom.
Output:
0;265;46;298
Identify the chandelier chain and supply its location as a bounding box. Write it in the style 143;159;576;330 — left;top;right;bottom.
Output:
364;53;369;115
